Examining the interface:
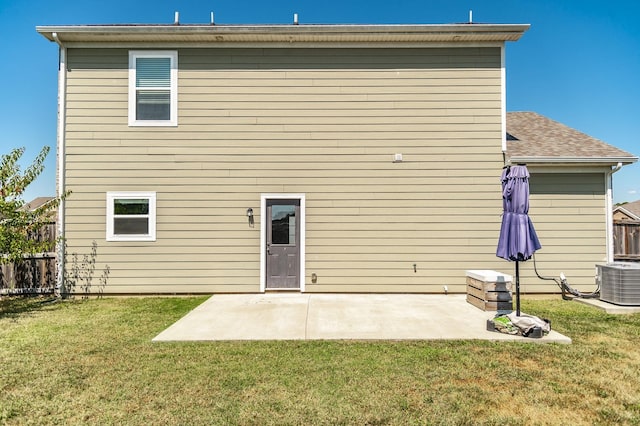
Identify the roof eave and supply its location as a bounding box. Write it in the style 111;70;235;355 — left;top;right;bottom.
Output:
36;23;530;44
508;156;638;166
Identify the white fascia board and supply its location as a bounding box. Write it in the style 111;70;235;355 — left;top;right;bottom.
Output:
36;23;530;45
36;23;531;38
526;165;612;174
508;156;638;165
40;41;508;49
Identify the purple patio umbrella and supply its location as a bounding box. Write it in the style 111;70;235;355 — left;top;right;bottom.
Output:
496;165;541;316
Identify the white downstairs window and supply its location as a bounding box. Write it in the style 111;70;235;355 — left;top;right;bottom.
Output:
128;51;178;126
106;192;157;242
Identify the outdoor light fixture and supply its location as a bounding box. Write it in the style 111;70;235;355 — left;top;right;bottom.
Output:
246;208;254;227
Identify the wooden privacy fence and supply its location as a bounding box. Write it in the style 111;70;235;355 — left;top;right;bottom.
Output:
0;254;56;294
614;220;640;261
0;222;57;295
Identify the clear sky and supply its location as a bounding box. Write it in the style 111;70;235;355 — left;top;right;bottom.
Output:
2;0;639;203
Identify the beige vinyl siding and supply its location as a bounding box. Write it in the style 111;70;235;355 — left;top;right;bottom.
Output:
64;46;505;294
522;172;607;293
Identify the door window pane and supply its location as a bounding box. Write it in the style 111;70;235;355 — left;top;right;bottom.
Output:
271;205;296;245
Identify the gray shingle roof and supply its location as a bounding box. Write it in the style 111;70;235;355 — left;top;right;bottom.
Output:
506;111;637;165
23;197;55;211
19;197;57;221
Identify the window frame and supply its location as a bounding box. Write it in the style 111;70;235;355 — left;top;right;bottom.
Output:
106;191;157;242
128;50;178;127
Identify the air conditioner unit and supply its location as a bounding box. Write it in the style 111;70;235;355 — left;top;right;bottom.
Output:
597;263;640;306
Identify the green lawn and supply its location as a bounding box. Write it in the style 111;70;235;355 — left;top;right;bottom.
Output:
1;296;639;425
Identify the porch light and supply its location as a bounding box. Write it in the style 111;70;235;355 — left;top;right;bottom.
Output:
246;208;254;227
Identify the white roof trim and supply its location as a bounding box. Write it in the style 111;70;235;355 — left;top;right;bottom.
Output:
613;206;640;221
508;156;638;165
36;23;530;45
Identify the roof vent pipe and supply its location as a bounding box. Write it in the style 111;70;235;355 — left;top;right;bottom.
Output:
210;12;215;25
469;10;473;24
174;11;180;25
293;13;299;25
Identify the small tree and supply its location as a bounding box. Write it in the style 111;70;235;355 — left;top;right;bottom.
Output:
0;147;65;264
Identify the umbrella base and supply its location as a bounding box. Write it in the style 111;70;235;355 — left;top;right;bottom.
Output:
487;319;544;338
487;315;551;338
524;326;544;338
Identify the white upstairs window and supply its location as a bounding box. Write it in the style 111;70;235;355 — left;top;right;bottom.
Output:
129;51;178;126
106;192;157;241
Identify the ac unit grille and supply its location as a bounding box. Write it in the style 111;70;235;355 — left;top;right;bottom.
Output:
597;263;640;306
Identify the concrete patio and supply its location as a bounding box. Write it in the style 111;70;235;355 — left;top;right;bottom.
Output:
153;293;572;343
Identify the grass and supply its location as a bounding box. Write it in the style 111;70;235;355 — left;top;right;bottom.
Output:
1;296;640;425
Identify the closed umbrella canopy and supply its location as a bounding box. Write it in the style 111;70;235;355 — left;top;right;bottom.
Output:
497;165;541;261
496;165;541;316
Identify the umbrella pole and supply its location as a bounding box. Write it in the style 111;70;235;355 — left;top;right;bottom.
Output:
515;260;521;316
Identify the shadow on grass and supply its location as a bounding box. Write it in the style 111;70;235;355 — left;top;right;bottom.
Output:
0;296;59;319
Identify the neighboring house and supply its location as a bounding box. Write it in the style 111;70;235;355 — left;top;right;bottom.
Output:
36;22;636;295
612;200;640;261
613;200;640;221
22;197;55;212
